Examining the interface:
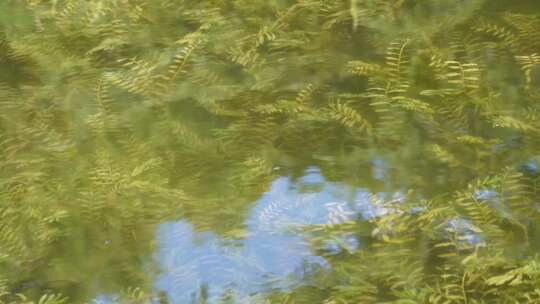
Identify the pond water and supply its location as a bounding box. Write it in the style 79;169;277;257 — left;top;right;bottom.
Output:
1;0;540;303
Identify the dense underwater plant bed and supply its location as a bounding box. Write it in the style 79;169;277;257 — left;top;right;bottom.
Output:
0;0;540;303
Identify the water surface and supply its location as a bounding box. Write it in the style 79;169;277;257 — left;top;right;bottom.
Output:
1;0;540;303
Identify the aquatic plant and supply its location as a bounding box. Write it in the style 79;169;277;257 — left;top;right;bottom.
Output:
0;0;539;303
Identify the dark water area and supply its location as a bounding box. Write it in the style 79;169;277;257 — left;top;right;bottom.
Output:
1;1;540;303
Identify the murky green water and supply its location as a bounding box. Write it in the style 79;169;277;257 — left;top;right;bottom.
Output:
1;1;540;303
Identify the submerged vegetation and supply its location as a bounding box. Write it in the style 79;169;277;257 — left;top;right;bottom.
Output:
1;0;540;303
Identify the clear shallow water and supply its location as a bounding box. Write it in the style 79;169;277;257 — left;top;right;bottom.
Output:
2;0;540;303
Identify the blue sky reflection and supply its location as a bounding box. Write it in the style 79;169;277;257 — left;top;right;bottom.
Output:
153;166;392;302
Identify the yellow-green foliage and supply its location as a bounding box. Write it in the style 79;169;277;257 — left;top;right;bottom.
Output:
0;0;540;303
